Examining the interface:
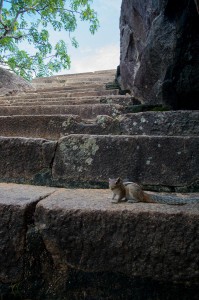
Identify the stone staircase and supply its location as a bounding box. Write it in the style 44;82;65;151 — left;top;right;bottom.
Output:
0;69;198;191
0;69;199;299
0;70;199;192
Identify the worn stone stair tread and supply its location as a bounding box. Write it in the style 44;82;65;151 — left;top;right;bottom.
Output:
0;85;116;98
0;94;129;103
0;111;198;140
32;73;116;83
0;93;127;100
1;182;198;208
0;182;198;285
0;104;122;118
29;83;109;91
32;82;118;91
0;97;129;106
32;69;116;82
0;99;104;106
0;98;131;106
32;78;117;87
32;81;116;90
0;89;119;101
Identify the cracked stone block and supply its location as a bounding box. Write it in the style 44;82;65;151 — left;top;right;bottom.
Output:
0;183;56;283
35;188;199;284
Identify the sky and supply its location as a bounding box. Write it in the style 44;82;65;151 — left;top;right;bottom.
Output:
2;0;122;76
59;0;122;74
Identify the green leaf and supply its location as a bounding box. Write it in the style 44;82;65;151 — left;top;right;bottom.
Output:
0;0;99;79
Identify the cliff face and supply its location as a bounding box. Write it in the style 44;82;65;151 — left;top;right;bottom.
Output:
119;0;199;109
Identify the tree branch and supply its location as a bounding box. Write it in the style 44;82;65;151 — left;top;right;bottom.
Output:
0;33;23;40
0;0;4;24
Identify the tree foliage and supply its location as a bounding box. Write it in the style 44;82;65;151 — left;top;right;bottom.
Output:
0;0;99;79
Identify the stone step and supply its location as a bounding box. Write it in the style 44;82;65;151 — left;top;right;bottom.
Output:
32;69;116;83
0;90;120;103
30;85;108;93
52;134;199;191
32;70;116;82
32;71;116;83
0;99;103;106
32;76;116;87
0;89;119;101
0;135;198;191
0;104;122;118
0;182;198;299
31;82;108;91
0;111;198;140
0;95;133;106
32;81;117;91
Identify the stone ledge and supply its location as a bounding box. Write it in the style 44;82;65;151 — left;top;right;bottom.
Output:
0;103;122;118
0;183;57;283
0;183;199;299
0;111;198;140
35;188;199;284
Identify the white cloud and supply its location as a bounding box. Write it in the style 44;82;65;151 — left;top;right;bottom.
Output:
60;44;120;74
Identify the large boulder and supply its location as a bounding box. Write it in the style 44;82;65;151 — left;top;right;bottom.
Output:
0;67;33;96
119;0;199;109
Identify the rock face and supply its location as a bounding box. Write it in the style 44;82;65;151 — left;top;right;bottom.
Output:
119;0;199;109
0;67;33;96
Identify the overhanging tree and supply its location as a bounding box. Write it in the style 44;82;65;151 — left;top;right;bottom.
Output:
0;0;99;80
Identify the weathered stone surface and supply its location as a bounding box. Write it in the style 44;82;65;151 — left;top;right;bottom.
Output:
0;94;132;106
0;67;33;96
0;183;56;283
0;104;122;118
1;111;198;140
195;0;199;13
35;188;199;284
120;0;199;109
119;111;199;136
0;137;56;185
0;115;83;140
1;183;198;299
32;69;116;89
52;135;199;191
